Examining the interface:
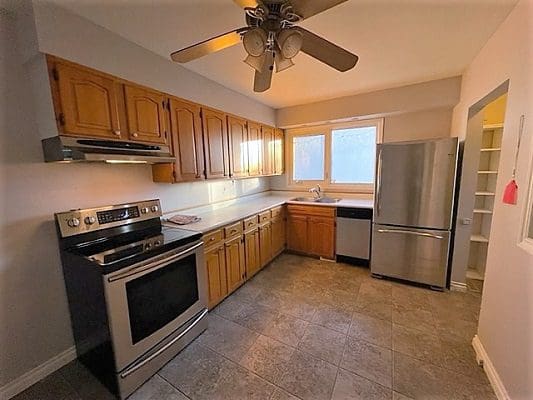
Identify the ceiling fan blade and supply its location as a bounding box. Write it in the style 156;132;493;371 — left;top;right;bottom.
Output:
253;51;274;92
295;27;358;72
289;0;348;20
233;0;261;8
171;27;249;63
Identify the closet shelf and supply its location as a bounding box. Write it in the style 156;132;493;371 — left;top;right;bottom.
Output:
478;170;498;174
475;191;496;196
473;209;493;214
471;234;489;243
480;148;501;152
483;123;504;130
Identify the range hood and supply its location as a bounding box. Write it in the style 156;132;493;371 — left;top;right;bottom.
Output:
42;136;175;164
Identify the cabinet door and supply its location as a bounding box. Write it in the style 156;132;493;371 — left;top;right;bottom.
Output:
55;63;121;139
205;245;228;309
274;128;284;175
227;116;249;178
170;98;204;181
244;228;261;279
259;222;273;267
225;235;246;293
202;108;229;179
262;125;275;175
124;85;168;144
308;217;336;259
271;215;286;257
287;214;308;253
247;121;262;176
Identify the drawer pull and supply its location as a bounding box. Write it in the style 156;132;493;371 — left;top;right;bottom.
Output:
209;237;216;242
230;229;237;234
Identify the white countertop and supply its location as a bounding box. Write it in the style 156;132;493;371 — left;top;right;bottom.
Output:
164;192;373;233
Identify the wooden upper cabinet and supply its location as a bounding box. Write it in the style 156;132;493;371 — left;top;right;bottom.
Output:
274;128;284;175
227;116;249;178
53;62;122;139
262;125;275;176
247;121;262;176
153;97;204;183
124;84;168;144
202;108;229;179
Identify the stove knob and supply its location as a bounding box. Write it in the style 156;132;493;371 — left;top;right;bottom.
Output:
145;243;152;249
151;205;159;213
84;216;96;225
141;207;149;214
67;218;80;228
155;240;162;246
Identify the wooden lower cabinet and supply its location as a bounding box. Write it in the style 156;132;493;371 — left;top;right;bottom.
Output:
287;205;336;259
259;221;273;268
225;235;246;293
287;214;308;253
308;216;336;259
204;206;286;310
271;215;286;257
244;227;261;278
205;244;228;309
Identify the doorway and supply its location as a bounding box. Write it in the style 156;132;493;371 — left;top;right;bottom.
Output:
451;81;509;293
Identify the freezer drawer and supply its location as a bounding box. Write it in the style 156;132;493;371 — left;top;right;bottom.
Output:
371;224;450;288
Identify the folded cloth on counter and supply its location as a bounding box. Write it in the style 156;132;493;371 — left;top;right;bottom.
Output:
167;215;201;225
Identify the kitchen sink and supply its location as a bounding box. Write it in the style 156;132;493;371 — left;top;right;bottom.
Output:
291;197;341;203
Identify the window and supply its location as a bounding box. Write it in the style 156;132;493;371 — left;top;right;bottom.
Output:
287;119;383;191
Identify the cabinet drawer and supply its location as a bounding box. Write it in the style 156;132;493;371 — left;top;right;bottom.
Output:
224;221;243;239
270;206;284;219
204;229;223;247
287;205;335;218
243;215;258;230
258;211;271;223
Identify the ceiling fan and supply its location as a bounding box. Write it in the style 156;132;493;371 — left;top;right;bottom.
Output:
170;0;359;92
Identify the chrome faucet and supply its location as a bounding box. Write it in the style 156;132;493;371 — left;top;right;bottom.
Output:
309;184;322;199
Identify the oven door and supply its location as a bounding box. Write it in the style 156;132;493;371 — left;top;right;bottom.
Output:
103;239;206;371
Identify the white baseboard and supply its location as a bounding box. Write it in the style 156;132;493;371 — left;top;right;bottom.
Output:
451;280;468;292
0;346;77;400
472;335;510;400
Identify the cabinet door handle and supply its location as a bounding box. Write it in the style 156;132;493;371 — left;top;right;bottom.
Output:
113;130;121;136
132;132;139;138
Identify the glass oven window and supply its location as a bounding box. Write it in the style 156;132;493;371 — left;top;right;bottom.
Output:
126;253;199;344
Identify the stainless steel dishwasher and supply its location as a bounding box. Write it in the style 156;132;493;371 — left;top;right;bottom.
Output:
336;207;373;266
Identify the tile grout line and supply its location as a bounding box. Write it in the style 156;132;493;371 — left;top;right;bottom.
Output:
156;372;192;400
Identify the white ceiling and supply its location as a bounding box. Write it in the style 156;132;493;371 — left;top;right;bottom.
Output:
47;0;517;109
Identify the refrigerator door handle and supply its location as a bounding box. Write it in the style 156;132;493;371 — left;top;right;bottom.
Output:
375;149;382;216
377;228;444;240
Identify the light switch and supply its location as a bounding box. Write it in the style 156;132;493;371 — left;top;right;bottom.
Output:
462;218;472;225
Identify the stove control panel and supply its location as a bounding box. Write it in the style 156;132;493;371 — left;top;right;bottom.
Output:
55;199;162;238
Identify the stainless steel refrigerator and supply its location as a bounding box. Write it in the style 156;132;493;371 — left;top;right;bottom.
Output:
371;137;459;289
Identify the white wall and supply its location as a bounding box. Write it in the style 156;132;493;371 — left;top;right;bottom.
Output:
0;1;273;391
271;79;458;192
450;0;532;398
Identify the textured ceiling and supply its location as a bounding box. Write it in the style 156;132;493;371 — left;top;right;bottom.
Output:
47;0;517;108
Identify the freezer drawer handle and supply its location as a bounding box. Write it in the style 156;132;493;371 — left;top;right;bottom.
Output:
377;228;444;240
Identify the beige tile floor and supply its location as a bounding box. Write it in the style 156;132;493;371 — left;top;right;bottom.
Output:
13;254;494;400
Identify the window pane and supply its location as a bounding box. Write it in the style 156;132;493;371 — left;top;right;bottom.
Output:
331;127;376;184
293;134;325;181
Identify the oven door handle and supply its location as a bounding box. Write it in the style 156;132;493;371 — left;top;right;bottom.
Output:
119;308;208;379
107;241;203;283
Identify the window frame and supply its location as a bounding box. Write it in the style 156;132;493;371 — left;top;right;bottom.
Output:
285;118;384;193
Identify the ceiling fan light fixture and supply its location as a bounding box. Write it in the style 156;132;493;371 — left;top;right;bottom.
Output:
274;45;294;72
276;28;303;59
243;27;268;57
244;53;267;72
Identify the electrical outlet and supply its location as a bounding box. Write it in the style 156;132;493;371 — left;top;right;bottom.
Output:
462;218;472;225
